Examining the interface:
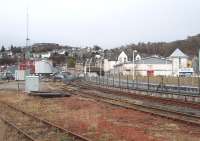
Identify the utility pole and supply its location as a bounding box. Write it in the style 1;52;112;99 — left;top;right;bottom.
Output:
26;7;30;60
89;58;92;80
199;49;200;74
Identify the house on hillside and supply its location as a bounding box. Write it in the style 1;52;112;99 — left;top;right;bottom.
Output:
104;51;142;73
0;50;13;58
168;48;193;76
32;51;52;59
113;56;172;76
105;48;193;76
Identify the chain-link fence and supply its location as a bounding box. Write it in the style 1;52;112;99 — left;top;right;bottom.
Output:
85;74;200;95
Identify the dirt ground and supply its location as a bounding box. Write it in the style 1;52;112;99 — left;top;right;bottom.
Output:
0;89;200;141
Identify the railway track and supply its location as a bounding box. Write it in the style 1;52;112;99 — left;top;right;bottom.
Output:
0;101;91;141
69;81;200;109
65;82;200;127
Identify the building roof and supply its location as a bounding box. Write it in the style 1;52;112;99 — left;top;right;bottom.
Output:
118;51;127;58
170;48;188;58
114;56;172;67
135;56;172;64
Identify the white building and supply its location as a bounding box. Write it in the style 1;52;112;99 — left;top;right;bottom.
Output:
32;51;51;59
104;48;193;77
116;51;128;64
104;51;131;72
168;48;189;76
113;56;173;76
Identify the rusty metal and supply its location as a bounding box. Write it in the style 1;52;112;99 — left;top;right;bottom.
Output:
0;101;91;141
70;81;200;108
0;117;36;141
68;82;200;127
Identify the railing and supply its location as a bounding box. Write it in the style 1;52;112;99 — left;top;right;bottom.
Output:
85;75;200;96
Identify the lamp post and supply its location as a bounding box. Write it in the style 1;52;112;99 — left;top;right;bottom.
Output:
88;58;92;78
95;55;101;76
133;50;137;80
84;59;89;75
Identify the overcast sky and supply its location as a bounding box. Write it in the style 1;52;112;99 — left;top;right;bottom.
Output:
0;0;200;49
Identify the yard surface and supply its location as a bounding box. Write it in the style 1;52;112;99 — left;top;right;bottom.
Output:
0;82;200;141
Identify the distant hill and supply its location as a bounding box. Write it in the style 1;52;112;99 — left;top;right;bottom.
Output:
31;43;61;53
106;34;200;60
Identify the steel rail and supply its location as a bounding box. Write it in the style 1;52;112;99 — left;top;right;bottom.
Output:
0;116;36;141
0;101;91;141
82;82;200;108
67;84;200;127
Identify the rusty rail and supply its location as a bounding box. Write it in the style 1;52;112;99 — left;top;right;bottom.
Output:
0;101;91;141
67;83;200;127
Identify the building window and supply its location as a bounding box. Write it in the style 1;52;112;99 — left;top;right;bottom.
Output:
124;58;127;62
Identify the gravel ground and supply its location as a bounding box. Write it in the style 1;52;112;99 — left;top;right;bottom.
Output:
0;90;200;141
0;119;6;140
0;82;200;141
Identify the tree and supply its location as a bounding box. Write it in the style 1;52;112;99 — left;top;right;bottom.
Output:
93;45;102;51
11;44;14;51
64;51;69;56
1;46;5;52
50;53;67;66
67;57;76;68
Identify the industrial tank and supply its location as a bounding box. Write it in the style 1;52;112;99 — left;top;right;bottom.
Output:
35;60;53;74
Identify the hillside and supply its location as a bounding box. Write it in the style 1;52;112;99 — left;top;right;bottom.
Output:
106;34;200;60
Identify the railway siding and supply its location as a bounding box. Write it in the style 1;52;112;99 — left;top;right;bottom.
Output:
0;101;91;141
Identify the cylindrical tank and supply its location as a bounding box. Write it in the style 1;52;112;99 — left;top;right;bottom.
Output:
35;60;53;74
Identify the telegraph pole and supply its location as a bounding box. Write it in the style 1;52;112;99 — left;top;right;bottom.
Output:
132;50;137;80
26;7;30;60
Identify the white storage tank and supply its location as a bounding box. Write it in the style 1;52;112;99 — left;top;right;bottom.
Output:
35;60;53;74
25;76;40;93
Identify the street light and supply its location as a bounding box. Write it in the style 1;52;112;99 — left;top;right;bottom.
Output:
133;50;137;80
88;58;93;80
84;59;89;75
95;55;101;77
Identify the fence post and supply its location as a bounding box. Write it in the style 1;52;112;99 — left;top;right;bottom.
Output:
107;74;108;87
127;75;129;90
113;75;114;87
17;81;20;92
161;76;164;91
119;74;121;90
147;75;150;91
103;75;104;86
198;76;200;95
178;76;180;93
136;75;138;89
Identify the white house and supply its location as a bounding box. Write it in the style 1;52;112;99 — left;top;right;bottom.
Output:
135;54;141;60
168;48;189;76
104;51;129;72
32;51;52;59
116;51;128;64
104;51;142;74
